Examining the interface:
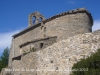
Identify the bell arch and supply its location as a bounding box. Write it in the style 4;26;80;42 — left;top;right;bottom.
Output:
28;11;45;27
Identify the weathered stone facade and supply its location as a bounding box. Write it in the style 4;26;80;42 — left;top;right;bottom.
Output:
19;36;57;54
2;8;100;75
10;8;93;59
8;32;100;75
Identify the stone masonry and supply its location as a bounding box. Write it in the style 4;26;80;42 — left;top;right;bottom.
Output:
1;8;100;75
10;8;93;60
11;32;100;75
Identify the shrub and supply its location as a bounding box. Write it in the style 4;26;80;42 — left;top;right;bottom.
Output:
71;49;100;75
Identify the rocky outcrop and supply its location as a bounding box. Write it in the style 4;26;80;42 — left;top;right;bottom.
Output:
6;31;100;75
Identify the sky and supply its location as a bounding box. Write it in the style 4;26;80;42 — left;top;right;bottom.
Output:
0;0;100;55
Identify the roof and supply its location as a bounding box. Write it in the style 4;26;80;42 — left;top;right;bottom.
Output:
13;8;93;38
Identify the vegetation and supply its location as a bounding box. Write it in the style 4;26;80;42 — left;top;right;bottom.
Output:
23;47;36;55
71;49;100;75
0;47;9;72
23;50;28;55
30;47;36;52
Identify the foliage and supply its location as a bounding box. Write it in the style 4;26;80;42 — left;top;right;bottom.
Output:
0;47;9;72
23;47;36;56
30;47;36;52
23;50;28;55
23;52;28;55
71;49;100;75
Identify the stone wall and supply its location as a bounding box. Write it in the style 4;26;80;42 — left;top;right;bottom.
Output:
7;8;94;75
13;24;44;57
44;12;92;41
8;38;14;67
19;36;57;55
11;8;93;59
9;32;100;75
8;24;43;67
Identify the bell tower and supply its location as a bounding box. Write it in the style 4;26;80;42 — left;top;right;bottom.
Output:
28;11;45;27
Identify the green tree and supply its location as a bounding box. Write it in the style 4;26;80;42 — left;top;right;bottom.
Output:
71;49;100;75
0;47;9;72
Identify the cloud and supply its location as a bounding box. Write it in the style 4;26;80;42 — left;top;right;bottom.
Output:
92;20;100;31
66;0;84;5
0;30;20;53
67;0;76;4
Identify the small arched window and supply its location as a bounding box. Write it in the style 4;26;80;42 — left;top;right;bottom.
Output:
38;17;42;22
32;16;36;24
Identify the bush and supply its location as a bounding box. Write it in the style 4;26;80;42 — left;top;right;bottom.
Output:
30;47;36;52
71;49;100;75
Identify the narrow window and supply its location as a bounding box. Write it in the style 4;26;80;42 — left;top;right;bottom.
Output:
32;16;36;24
40;43;44;48
38;17;42;22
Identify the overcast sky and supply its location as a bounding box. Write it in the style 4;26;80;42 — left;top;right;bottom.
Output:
0;0;100;54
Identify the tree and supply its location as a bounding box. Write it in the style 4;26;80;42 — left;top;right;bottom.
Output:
0;47;9;72
70;49;100;75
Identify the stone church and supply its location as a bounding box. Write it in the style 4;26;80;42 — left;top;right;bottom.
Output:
1;8;100;75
